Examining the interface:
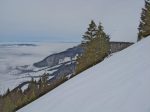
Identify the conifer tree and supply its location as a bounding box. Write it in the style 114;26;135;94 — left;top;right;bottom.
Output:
82;20;97;43
97;23;110;59
76;21;110;74
3;96;15;112
138;0;150;41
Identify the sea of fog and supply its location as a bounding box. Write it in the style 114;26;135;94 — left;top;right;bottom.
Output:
0;42;77;94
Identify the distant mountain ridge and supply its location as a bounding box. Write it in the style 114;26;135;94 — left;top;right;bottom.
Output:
33;45;84;68
33;41;133;68
0;44;37;47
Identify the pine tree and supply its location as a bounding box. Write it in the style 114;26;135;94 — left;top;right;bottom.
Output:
138;0;150;41
76;21;110;74
82;20;97;43
3;96;16;112
95;23;110;61
5;88;10;96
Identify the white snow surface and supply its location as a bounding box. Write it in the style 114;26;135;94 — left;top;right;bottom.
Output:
0;42;77;94
18;37;150;112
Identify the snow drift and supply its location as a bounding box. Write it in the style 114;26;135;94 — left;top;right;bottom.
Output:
17;37;150;112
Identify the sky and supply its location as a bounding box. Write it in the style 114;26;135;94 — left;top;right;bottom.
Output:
0;0;144;42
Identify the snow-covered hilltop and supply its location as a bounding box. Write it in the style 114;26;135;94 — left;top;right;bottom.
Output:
18;37;150;112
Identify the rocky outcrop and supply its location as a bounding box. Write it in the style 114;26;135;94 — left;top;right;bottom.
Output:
110;42;134;53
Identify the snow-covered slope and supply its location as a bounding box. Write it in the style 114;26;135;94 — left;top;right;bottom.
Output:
17;37;150;112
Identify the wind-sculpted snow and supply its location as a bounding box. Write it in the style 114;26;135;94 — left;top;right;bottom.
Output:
18;37;150;112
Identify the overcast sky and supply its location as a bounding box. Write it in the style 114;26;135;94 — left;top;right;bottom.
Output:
0;0;144;42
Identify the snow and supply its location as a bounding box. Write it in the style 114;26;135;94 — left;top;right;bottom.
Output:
59;57;71;64
18;37;150;112
0;42;77;94
21;84;29;92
